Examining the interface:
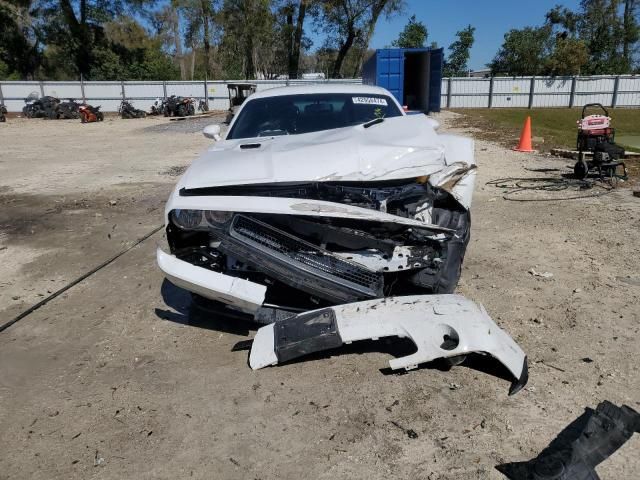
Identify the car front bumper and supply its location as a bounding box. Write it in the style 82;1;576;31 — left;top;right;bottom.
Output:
158;248;527;394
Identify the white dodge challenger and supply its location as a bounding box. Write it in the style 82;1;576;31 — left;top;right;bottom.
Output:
157;84;528;394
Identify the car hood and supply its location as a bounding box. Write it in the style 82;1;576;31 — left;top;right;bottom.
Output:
181;115;448;189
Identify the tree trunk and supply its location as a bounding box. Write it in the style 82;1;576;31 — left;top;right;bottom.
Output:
288;0;307;79
170;9;187;80
332;23;356;78
623;0;637;68
286;3;295;78
244;34;255;79
60;0;92;78
201;0;212;78
354;0;386;77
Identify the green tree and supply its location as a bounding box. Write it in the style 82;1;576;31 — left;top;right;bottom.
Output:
391;14;427;48
489;26;552;75
219;0;276;79
545;36;589;75
578;0;627;73
0;0;41;79
321;0;402;78
444;24;475;76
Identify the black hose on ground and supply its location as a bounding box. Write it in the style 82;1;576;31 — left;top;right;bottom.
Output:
0;225;163;333
486;176;615;202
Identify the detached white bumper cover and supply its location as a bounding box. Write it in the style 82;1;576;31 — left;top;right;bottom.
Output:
157;248;266;314
250;294;528;395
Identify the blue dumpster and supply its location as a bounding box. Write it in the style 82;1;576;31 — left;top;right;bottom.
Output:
362;48;443;113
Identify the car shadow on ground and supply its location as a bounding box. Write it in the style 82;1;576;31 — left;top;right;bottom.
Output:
155;280;517;386
154;279;256;336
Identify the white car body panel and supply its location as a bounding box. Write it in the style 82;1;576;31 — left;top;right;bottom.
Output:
157;248;266;313
165;193;454;233
249;294;528;395
181;115;454;189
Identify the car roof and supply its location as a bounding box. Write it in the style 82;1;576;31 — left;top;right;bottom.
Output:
249;83;394;100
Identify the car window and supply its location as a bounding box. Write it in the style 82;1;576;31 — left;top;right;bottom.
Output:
227;93;402;140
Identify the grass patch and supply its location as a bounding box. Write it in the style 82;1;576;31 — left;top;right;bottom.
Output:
451;108;640;153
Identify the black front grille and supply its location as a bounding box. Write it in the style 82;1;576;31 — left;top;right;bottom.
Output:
228;215;382;298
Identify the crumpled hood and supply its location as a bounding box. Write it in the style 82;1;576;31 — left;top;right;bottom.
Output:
181;115;448;189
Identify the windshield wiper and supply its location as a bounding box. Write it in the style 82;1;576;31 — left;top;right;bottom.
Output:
363;117;384;129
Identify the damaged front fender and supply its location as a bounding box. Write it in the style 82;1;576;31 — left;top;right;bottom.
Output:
249;294;528;395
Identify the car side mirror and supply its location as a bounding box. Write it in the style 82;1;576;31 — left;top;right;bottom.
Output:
203;124;222;141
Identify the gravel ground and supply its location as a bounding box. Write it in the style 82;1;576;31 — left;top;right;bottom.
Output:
142;112;227;134
0;112;638;480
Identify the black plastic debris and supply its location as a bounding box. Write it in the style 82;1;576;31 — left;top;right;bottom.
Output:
496;400;640;479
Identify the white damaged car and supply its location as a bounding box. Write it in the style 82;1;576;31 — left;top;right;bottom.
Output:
157;84;528;394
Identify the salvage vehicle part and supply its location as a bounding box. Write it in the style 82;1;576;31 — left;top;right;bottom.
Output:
57;99;81;119
163;95;196;117
497;400;640;479
0;103;6;122
159;85;479;322
119;100;147;119
156;85;528;388
22;95;60;119
248;294;528;395
79;104;104;123
149;98;164;115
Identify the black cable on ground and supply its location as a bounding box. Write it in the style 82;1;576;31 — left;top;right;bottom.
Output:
486;176;616;202
0;225;164;333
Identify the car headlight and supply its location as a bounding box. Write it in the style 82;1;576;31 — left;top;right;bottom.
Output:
205;211;233;225
172;209;204;229
170;209;233;230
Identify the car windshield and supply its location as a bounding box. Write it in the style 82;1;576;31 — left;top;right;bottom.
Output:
227;93;403;139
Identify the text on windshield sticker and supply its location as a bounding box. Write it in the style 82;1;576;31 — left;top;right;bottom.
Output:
352;97;388;106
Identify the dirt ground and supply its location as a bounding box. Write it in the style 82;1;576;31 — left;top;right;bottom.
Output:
0;112;638;480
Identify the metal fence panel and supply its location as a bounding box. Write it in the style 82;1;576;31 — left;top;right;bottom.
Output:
2;77;639;112
122;82;165;111
439;75;640;109
42;82;83;100
1;82;42;112
82;82;124;112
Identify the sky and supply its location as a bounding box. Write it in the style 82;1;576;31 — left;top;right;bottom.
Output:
364;0;583;70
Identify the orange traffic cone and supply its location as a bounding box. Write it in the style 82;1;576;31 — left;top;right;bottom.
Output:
513;116;535;152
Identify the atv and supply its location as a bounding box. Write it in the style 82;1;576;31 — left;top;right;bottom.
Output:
79;104;104;123
119;100;147;119
0;104;7;122
163;95;195;117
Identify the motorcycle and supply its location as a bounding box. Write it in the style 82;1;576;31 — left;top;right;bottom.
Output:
119;100;146;119
149;98;165;116
163;95;195;117
79;104;104;123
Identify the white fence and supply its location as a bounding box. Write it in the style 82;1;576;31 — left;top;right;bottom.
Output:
1;75;639;112
0;79;362;113
441;75;640;108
